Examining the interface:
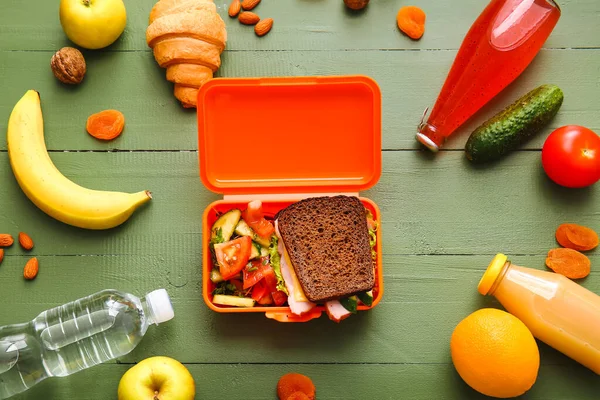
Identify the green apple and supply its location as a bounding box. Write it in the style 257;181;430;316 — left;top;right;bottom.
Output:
59;0;127;50
118;356;195;400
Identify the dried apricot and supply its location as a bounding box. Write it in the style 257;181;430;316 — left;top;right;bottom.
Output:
556;223;599;251
277;373;315;400
86;109;125;141
546;248;591;279
397;6;426;40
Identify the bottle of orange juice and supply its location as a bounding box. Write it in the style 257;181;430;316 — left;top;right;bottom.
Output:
478;254;600;374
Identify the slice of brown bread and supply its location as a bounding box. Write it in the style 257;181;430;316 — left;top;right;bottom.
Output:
275;196;375;303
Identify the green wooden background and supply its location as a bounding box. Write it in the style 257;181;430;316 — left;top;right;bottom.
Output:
1;0;600;399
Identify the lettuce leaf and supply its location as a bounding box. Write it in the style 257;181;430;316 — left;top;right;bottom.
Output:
269;235;288;295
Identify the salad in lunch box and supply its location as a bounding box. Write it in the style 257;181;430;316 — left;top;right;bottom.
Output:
208;196;379;322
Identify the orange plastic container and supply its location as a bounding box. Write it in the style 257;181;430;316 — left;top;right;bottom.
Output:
197;76;383;322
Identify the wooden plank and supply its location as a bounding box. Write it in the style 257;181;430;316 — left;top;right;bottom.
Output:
1;49;598;151
0;0;598;51
9;362;600;400
0;151;597;257
1;253;599;366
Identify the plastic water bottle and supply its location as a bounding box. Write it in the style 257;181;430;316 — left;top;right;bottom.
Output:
0;288;174;399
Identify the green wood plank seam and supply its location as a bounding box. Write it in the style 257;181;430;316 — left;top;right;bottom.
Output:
103;360;572;367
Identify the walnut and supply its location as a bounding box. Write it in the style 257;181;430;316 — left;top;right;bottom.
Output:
344;0;369;10
50;47;86;85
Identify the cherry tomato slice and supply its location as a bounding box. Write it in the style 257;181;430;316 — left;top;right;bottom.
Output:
257;293;274;305
214;236;252;280
242;200;275;239
249;218;275;239
251;280;269;302
271;290;288;306
243;258;267;289
261;264;279;293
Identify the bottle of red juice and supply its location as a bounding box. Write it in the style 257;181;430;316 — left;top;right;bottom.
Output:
416;0;561;152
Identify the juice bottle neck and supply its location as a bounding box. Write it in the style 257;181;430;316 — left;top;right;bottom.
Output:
487;261;511;296
416;121;445;152
478;254;512;296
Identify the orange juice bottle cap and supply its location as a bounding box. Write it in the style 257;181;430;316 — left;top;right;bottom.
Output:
478;253;508;296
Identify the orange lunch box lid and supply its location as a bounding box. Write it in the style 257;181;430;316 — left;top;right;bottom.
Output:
197;76;382;195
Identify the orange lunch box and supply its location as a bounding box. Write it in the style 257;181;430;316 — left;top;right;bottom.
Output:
197;76;384;322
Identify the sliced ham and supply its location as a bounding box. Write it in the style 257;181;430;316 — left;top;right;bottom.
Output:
275;221;316;316
325;300;352;323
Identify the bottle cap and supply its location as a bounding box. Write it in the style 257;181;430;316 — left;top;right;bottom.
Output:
478;254;508;296
146;289;175;325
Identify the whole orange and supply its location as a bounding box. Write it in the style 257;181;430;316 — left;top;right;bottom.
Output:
450;308;539;398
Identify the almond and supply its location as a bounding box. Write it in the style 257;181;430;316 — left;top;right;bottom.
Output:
0;234;14;247
0;249;4;265
255;18;273;36
239;11;260;25
228;0;241;17
18;232;34;251
241;0;261;11
24;257;39;280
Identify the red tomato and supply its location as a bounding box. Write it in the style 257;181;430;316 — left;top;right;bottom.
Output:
257;293;273;305
242;200;275;239
251;280;269;302
214;236;252;280
542;126;600;188
243;258;279;291
271;290;288;306
243;258;267;289
249;219;275;239
261;264;279;292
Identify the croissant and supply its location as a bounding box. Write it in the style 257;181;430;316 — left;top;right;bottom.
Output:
146;0;227;108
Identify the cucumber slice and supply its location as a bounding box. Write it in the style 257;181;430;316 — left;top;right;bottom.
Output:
357;290;374;307
260;246;269;257
212;295;255;308
339;295;358;314
250;242;261;260
211;209;242;243
234;218;253;236
210;269;224;283
234;219;271;247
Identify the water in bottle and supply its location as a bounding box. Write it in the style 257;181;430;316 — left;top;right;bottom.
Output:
0;288;174;399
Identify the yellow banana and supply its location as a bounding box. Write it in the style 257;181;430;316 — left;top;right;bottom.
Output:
7;90;152;230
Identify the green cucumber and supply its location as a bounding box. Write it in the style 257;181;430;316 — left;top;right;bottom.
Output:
339;296;358;314
465;84;563;163
357;290;374;307
211;209;241;243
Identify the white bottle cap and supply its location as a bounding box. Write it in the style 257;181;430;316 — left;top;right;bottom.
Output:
146;289;175;325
